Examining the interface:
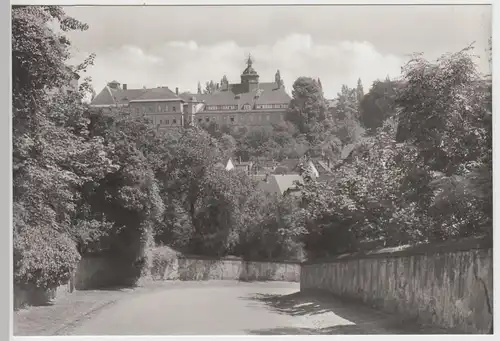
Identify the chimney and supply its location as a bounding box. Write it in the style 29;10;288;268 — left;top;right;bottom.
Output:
123;84;127;90
175;87;179;96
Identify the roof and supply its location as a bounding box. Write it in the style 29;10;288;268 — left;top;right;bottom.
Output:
315;160;333;175
91;85;180;107
341;144;356;159
90;55;291;110
275;159;300;173
132;87;179;101
181;82;290;109
257;174;304;196
234;161;253;166
91;86;148;106
179;93;205;103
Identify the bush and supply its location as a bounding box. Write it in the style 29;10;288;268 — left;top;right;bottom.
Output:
145;246;180;280
13;226;80;289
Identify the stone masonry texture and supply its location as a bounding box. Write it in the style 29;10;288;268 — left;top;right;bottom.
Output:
300;237;493;334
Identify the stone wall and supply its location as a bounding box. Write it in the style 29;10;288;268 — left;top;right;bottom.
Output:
177;256;300;282
300;236;493;334
145;247;300;282
75;255;142;289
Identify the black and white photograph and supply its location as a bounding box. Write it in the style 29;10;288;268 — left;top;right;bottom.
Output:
11;1;493;337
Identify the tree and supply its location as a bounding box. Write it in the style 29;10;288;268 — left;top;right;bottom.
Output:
83;110;165;263
396;46;490;176
234;190;306;260
204;80;218;94
285;77;328;141
219;134;237;160
12;6;117;289
359;78;400;133
356;78;364;103
298;118;430;259
329;84;365;146
396;45;492;238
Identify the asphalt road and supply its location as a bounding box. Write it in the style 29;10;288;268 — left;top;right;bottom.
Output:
64;281;443;335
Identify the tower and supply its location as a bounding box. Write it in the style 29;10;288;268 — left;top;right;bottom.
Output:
108;80;121;90
240;54;259;92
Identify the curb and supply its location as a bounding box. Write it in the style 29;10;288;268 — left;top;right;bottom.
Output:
50;299;119;336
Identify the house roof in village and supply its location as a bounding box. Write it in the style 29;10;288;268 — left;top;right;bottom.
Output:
257;174;304;196
275;159;301;173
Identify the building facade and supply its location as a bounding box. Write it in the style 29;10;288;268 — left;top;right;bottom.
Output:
90;56;291;132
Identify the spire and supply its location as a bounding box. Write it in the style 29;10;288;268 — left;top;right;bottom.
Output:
221;75;229;91
275;69;281;88
246;53;253;67
197;81;202;95
240;53;259;90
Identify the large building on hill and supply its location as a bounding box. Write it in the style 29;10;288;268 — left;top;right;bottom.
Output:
90;56;291;131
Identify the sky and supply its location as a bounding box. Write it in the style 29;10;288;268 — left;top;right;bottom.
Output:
62;5;492;99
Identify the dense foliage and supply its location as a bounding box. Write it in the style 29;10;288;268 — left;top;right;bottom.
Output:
12;6;114;288
298;46;492;259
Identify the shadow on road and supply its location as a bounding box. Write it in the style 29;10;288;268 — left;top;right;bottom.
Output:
247;325;385;335
242;291;452;335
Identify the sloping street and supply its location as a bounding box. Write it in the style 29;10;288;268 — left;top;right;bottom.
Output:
15;281;449;335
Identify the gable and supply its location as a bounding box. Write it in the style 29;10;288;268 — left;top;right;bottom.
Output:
91;87;116;106
91;86;148;107
274;174;304;194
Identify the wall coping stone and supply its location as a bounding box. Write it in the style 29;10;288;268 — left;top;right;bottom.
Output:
178;253;302;264
302;235;492;265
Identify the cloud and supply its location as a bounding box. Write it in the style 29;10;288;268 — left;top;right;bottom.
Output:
71;34;408;99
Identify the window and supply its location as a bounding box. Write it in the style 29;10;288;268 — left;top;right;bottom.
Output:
266;115;270;121
160;119;163;124
158;105;162;112
173;106;176;112
166;119;170;124
173;119;177;124
205;117;209;122
198;118;202;123
230;117;234;123
136;107;140;114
